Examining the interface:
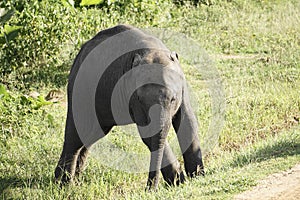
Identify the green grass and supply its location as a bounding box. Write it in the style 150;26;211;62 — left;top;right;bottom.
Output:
1;121;299;199
1;0;300;199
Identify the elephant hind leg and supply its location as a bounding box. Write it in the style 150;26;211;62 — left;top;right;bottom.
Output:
74;125;113;176
55;144;82;184
55;122;113;184
75;146;89;176
57;146;90;182
55;113;86;184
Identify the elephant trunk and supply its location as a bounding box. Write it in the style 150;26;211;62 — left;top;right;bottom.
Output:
136;104;172;190
147;110;171;190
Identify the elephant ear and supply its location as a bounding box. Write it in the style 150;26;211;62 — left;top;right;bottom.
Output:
170;51;179;61
132;53;142;68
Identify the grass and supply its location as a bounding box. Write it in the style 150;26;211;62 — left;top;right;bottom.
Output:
1;0;300;199
1;123;299;199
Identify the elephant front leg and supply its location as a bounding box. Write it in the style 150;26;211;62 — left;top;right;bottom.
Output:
172;104;204;177
161;142;185;186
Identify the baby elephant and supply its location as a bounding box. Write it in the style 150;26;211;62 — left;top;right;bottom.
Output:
55;24;204;190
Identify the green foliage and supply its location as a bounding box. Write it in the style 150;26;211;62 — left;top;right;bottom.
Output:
20;94;52;110
0;84;8;98
0;9;22;45
0;85;56;153
80;0;105;6
0;24;22;44
0;0;173;87
0;9;14;23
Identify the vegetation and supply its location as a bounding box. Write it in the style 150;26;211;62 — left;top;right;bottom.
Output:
0;0;299;199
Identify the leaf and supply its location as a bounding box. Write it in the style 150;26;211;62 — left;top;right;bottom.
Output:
47;114;55;126
107;0;116;5
20;95;31;105
0;84;8;99
0;36;4;44
33;96;52;109
4;25;22;35
80;0;104;6
61;0;75;8
68;0;75;7
0;84;7;95
37;95;50;104
5;25;22;39
0;25;22;44
0;9;15;24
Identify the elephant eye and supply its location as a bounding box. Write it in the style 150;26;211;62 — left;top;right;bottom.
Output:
137;95;142;102
171;97;176;103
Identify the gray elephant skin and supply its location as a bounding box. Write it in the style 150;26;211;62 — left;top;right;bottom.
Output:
55;24;204;190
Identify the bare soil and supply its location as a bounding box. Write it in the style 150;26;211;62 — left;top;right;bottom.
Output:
235;164;300;200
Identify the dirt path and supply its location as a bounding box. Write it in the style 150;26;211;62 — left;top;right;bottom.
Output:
235;164;300;200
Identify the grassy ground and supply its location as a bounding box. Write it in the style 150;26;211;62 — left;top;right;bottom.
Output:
1;0;299;199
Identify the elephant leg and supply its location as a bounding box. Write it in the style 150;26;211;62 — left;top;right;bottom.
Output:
172;103;204;178
75;146;89;176
55;109;112;184
161;141;185;186
74;126;112;176
55;113;84;184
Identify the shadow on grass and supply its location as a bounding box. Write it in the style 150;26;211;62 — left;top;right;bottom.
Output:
230;138;300;168
0;175;53;195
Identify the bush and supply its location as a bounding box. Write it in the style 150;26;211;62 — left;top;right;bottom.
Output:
0;0;174;89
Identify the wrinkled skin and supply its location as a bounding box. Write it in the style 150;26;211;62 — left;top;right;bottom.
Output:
55;25;204;190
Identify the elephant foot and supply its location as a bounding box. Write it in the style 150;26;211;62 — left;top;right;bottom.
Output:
166;171;185;186
145;171;160;191
186;163;205;178
54;165;74;185
161;163;185;186
55;147;85;185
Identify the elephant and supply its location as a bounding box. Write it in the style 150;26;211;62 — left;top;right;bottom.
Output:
55;24;204;190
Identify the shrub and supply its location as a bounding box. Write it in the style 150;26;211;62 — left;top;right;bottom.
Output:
0;0;173;88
